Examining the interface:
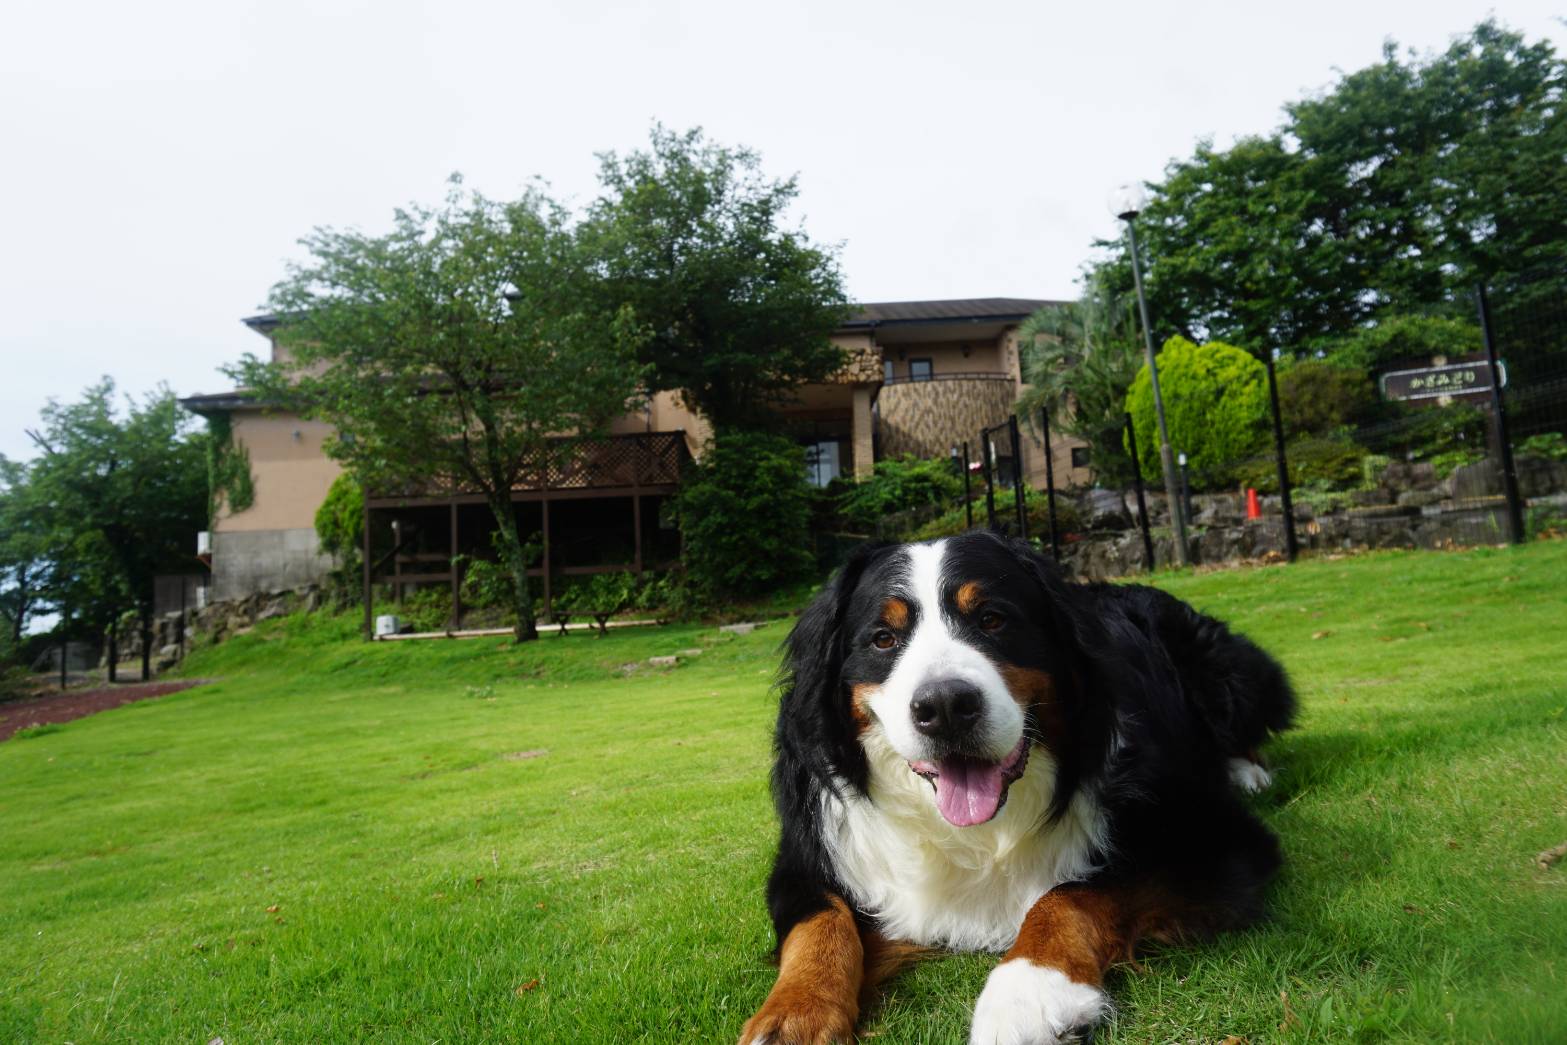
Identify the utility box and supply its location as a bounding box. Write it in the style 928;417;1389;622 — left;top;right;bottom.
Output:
374;615;402;638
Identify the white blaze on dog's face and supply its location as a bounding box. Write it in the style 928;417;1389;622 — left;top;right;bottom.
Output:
857;540;1031;827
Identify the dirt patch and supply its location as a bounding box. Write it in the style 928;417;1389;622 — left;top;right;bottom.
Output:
0;680;209;740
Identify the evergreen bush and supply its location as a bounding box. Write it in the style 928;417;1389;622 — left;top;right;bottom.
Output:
1125;336;1270;488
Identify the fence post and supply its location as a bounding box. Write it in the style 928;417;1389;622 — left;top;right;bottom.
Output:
962;440;974;531
362;496;373;641
1474;284;1526;545
1125;412;1156;573
108;617;117;684
59;602;69;690
1008;415;1029;541
981;429;998;532
1040;408;1061;561
1262;351;1299;561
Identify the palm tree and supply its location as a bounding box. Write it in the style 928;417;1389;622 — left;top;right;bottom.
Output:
1016;276;1143;486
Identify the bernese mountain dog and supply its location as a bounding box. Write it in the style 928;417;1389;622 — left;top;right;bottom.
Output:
740;531;1295;1045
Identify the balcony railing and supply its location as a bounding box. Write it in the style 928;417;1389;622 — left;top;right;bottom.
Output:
370;431;688;502
882;371;1014;386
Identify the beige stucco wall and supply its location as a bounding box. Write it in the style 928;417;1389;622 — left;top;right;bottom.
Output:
882;340;1007;380
215;411;343;533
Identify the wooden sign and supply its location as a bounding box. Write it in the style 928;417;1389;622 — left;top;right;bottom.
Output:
1380;356;1506;402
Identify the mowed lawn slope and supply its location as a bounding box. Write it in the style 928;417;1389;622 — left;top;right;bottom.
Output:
2;544;1565;1044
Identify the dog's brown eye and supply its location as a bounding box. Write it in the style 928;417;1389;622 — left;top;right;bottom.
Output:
871;629;898;650
978;610;1005;631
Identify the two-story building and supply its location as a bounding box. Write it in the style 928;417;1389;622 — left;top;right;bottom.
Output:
180;297;1088;606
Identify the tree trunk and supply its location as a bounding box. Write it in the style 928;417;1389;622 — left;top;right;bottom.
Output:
485;495;538;642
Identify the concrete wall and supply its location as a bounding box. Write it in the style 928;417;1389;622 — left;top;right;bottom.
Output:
210;527;334;602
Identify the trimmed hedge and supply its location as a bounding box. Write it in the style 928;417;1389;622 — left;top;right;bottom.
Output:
1125;336;1269;487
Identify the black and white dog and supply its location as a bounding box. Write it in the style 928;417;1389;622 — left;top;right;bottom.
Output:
740;532;1295;1045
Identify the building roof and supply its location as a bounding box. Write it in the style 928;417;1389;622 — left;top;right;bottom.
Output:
239;298;1064;338
843;297;1061;328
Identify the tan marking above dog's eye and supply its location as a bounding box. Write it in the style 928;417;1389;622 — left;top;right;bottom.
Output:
871;628;898;650
978;610;1005;631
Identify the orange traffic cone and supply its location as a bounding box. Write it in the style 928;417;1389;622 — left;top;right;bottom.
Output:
1246;488;1262;521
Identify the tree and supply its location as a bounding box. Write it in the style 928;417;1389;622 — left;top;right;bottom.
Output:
232;179;649;642
583;126;850;431
1089;22;1567;356
0;456;51;651
674;431;814;598
1124;337;1270;486
1015;278;1144;486
23;380;208;677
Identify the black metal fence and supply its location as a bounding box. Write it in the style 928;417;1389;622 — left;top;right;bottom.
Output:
939;271;1567;577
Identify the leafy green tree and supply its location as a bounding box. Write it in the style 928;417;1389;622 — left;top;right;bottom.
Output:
1323;314;1481;372
1015;279;1144;485
23;380;208;677
1124;338;1269;486
0;456;51;651
1091;22;1567;355
674;431;813;598
583;126;850;431
232;180;649;642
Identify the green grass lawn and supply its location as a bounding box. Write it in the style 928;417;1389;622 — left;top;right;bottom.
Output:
2;543;1565;1044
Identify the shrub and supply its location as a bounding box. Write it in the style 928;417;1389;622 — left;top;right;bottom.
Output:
1323;314;1480;372
675;431;814;598
398;586;453;632
1277;360;1374;436
1430;447;1485;478
1519;432;1567;460
833;456;964;532
572;572;639;636
1235;436;1369;493
1124;336;1269;488
314;474;364;604
314;473;363;561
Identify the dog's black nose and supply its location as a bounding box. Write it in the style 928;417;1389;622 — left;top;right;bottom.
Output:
910;679;984;739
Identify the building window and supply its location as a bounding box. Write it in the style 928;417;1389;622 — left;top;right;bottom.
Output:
883;359;896;383
909;358;933;382
1071;446;1090;469
804;440;842;488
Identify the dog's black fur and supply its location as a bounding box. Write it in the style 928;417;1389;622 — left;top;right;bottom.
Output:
763;530;1296;954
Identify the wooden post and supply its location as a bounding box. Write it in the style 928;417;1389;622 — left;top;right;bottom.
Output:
108;617;117;684
632;493;643;574
391;520;402;604
541;497;552;619
361;497;372;641
449;501;461;631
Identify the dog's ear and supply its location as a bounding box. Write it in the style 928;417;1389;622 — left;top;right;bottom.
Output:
776;542;888;794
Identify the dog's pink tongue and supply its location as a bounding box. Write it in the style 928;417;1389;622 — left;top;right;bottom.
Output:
934;758;1005;826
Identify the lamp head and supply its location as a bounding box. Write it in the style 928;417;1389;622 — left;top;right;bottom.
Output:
1109;182;1148;221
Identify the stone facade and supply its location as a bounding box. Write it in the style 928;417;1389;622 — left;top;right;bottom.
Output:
878;377;1017;459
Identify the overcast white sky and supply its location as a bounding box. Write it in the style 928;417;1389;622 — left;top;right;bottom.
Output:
2;0;1562;462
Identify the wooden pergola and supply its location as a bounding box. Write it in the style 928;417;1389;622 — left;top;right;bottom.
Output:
360;431;688;634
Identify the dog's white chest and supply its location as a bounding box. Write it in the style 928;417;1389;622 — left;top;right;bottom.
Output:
821;743;1107;953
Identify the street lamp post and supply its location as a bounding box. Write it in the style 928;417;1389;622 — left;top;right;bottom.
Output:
1113;185;1190;567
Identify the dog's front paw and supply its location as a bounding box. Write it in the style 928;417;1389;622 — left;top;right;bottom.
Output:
969;960;1108;1045
1227;757;1273;794
739;988;856;1045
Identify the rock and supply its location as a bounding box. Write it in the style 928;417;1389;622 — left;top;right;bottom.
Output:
1516;456;1567;499
648;655;680;668
1082;489;1131;531
719;622;762;636
1396;488;1445;509
1450;458;1502;501
677;648;705;657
